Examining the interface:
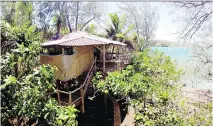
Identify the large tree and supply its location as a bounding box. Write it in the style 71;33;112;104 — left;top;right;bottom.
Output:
104;13;136;53
1;2;41;54
34;2;105;35
1;2;79;125
105;13;134;40
172;2;212;82
172;2;212;41
118;2;159;50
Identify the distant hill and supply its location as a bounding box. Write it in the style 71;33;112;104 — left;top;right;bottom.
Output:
151;40;183;47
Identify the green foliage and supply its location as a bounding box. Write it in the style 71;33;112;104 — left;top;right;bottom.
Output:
1;2;79;125
9;65;55;117
105;13;135;42
1;2;43;54
60;27;70;36
44;100;79;126
123;24;135;36
1;43;41;80
104;13;146;50
93;49;181;100
107;13;126;35
115;33;125;42
93;49;212;125
85;24;97;34
1;63;79;125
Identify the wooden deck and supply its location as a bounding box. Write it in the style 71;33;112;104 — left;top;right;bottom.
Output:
96;60;127;72
96;53;131;72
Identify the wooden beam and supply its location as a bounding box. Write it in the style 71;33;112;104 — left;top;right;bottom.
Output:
94;45;103;52
57;89;70;95
96;60;123;63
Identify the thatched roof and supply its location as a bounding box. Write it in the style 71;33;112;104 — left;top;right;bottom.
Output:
42;31;126;47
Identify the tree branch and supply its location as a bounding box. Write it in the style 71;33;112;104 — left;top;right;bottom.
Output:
80;15;95;31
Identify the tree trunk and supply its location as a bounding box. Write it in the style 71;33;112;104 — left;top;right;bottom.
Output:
66;14;72;33
143;95;146;108
109;95;121;126
80;15;95;31
75;2;79;31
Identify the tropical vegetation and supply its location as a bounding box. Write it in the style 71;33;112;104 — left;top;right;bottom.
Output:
92;49;212;125
1;2;78;125
1;1;212;126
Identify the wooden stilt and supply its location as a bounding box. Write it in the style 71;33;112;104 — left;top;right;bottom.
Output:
57;90;61;105
94;58;97;72
69;91;72;105
62;47;65;55
81;88;85;113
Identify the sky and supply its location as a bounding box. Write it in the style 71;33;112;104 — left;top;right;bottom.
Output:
104;2;181;42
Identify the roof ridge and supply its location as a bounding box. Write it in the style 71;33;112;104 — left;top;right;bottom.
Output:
58;37;84;45
41;31;126;47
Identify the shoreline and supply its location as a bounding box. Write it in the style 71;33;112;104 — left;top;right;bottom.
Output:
182;86;212;104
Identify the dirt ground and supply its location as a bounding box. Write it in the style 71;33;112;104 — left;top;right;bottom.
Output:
121;87;213;126
182;87;212;103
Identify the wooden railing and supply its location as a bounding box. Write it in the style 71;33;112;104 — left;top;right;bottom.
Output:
96;60;122;71
56;89;82;106
105;53;131;63
56;57;97;113
95;53;131;72
82;58;96;96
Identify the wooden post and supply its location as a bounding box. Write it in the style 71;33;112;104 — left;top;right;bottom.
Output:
117;61;120;71
57;90;61;105
103;44;106;72
81;87;85;113
118;48;121;71
62;47;65;55
69;91;72;105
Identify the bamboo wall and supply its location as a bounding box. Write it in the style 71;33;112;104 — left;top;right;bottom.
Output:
40;46;94;81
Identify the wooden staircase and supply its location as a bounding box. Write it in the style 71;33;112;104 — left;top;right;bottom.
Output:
56;58;97;113
55;54;130;113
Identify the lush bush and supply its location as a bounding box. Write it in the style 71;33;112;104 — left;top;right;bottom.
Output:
1;2;79;125
92;49;212;125
1;64;79;126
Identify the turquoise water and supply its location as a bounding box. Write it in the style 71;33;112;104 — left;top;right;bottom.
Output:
151;47;212;90
151;47;189;62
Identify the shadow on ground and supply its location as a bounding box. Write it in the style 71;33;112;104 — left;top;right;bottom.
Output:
76;93;128;126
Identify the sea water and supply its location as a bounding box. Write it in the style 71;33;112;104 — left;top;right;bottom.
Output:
151;47;212;90
152;47;189;62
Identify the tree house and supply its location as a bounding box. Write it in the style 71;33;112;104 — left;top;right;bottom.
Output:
40;31;131;113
